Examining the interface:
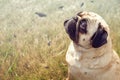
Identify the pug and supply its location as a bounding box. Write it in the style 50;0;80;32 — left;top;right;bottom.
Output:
64;11;120;80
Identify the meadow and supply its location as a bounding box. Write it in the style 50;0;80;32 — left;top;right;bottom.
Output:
0;0;120;80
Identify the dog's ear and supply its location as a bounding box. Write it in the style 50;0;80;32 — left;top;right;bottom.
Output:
91;23;108;48
64;19;77;42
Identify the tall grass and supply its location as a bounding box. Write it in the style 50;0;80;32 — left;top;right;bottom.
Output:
0;0;120;80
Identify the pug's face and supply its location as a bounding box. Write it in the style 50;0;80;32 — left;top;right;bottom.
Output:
64;11;109;48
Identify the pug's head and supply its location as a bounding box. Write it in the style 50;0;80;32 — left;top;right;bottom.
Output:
64;11;109;48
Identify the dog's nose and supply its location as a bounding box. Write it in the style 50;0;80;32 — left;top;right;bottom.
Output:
64;16;78;26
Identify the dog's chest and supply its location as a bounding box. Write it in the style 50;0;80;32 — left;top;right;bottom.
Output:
66;51;91;79
66;50;82;68
66;51;100;80
66;43;82;68
66;45;99;79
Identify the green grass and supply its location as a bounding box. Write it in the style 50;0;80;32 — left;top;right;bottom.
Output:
0;0;120;80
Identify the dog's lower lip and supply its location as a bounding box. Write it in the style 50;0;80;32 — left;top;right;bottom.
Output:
76;43;92;49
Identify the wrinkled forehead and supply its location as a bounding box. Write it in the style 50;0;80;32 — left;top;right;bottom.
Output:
77;11;103;20
77;11;108;27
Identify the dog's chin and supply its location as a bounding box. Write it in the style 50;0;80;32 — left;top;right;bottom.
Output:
73;42;92;49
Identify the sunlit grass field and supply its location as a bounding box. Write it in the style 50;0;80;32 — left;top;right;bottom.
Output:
0;0;120;80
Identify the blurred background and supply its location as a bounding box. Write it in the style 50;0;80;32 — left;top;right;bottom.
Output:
0;0;120;80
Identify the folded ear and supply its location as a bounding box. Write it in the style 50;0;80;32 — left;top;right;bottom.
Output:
91;24;108;48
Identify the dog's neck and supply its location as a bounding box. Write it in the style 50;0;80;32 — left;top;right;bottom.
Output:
71;38;114;69
73;38;113;59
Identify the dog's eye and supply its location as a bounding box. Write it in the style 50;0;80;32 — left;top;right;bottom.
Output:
79;19;87;33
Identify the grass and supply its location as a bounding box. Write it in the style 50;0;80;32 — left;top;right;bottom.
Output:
0;0;120;80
